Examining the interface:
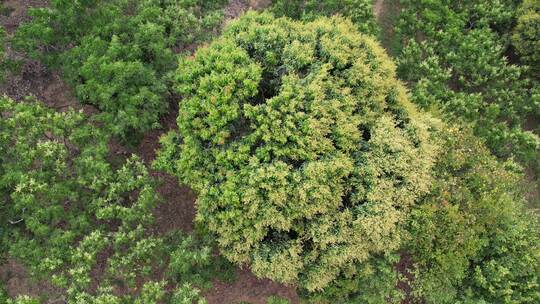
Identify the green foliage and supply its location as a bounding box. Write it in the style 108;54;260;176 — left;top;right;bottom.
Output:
166;231;237;289
0;26;17;83
0;97;108;279
0;97;215;303
170;283;207;304
266;295;290;304
407;127;540;303
14;0;227;138
513;0;540;70
4;1;539;303
0;286;7;304
0;285;39;304
6;296;40;304
271;0;378;35
303;253;403;303
156;12;440;298
396;0;540;170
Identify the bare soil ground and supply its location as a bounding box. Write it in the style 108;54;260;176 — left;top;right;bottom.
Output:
374;0;402;56
1;0;46;34
374;0;384;20
224;0;271;23
0;260;62;302
204;268;300;304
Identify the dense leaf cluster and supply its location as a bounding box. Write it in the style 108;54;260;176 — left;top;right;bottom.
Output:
407;127;540;303
0;97;226;303
513;0;540;69
396;0;540;169
14;0;227;138
156;12;440;295
270;0;378;35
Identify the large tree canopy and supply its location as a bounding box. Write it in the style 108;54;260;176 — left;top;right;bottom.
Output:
156;12;440;292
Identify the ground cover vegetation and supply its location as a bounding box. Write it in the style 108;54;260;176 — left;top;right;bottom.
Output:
0;97;233;303
1;0;539;303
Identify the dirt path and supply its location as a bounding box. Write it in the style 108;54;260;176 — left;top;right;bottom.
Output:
373;0;402;56
374;0;384;20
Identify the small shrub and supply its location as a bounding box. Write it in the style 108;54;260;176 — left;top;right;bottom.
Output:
6;296;40;304
396;0;540;171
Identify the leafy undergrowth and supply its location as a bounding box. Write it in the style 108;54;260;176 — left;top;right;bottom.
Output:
13;0;227;140
0;97;239;303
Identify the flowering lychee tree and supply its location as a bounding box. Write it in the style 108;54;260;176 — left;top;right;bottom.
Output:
156;12;440;297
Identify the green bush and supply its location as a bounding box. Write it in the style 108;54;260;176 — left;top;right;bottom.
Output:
6;296;40;304
407;127;540;303
513;0;540;70
14;0;227;138
156;12;439;296
0;97;212;303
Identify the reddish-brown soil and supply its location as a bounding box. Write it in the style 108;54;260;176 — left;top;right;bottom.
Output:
395;253;416;304
151;172;198;234
204;268;300;304
1;0;47;34
0;259;62;300
374;0;384;20
224;0;271;24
